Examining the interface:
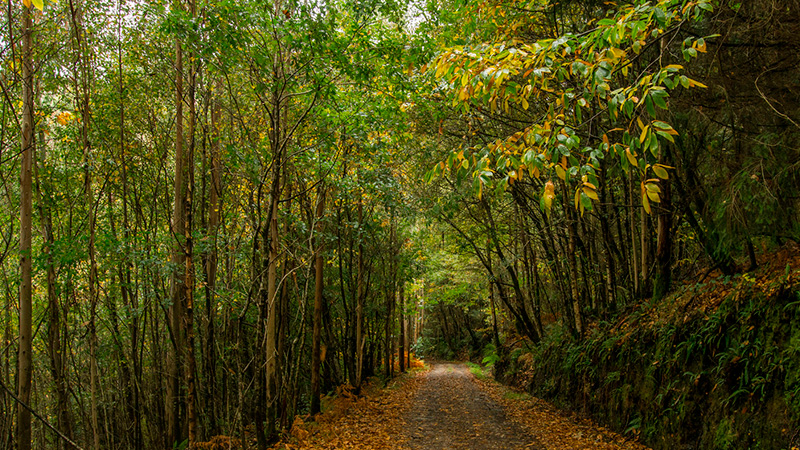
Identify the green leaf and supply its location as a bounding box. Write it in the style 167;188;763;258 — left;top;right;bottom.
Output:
580;191;592;210
652;93;668;109
656;130;675;143
645;95;656;118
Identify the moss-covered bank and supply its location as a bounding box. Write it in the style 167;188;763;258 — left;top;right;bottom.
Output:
496;272;800;449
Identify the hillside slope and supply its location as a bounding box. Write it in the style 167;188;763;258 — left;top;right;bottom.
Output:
496;246;800;449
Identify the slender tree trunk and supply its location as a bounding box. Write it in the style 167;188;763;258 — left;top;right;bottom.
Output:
488;271;500;349
36;120;73;449
628;171;639;298
68;1;100;446
167;1;187;443
654;153;673;300
482;200;540;342
116;5;141;446
384;217;396;380
399;281;405;373
310;188;326;414
355;199;365;391
641;180;650;295
265;147;281;442
184;0;198;439
204;79;222;435
560;182;583;336
17;6;34;450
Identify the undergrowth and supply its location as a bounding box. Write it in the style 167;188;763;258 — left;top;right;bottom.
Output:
496;270;800;450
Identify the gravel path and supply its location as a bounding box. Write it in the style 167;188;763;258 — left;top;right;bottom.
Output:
403;363;543;450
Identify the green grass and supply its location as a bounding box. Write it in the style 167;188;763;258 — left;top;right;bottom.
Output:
466;361;488;380
503;391;531;401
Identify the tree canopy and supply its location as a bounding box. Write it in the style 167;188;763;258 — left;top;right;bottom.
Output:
0;0;798;448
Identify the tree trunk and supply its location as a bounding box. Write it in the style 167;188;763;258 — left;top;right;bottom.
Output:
628;171;639;298
17;6;34;449
265;143;281;442
355;199;365;391
654;152;673;300
184;0;198;439
398;281;405;373
167;1;187;443
203;78;222;436
68;1;100;446
560;182;583;336
310;188;326;414
641;181;650;295
116;5;141;446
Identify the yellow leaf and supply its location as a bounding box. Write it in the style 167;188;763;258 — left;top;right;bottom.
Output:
688;78;708;89
639;125;649;144
583;187;599;200
625;148;638;167
647;190;661;202
652;165;669;179
57;111;72;125
695;40;707;53
642;191;651;214
610;47;626;60
434;63;447;79
555;165;566;180
645;183;661;193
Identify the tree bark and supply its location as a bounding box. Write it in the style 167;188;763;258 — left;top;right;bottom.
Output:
398;281;405;373
184;0;198;438
654;151;673;300
67;1;100;446
355;198;365;391
17;6;34;449
167;0;187;443
311;188;326;414
203;78;222;436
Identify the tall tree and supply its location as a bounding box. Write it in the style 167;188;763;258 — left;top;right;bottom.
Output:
310;187;326;415
167;0;187;444
16;3;34;450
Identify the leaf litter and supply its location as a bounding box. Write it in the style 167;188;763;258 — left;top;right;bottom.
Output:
274;360;651;450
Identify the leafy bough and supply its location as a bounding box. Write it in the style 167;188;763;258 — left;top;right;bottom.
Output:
424;0;718;215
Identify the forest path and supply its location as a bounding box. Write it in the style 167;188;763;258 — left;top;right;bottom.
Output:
284;361;650;450
403;362;541;450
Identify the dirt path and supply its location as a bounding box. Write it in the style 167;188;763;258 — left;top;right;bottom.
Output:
403;363;542;450
285;361;649;450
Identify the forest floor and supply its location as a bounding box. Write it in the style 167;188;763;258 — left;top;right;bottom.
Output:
272;361;651;450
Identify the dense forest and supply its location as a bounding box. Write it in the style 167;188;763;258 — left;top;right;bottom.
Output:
0;0;798;449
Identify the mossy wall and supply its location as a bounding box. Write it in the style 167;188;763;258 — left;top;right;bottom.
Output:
498;279;800;449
